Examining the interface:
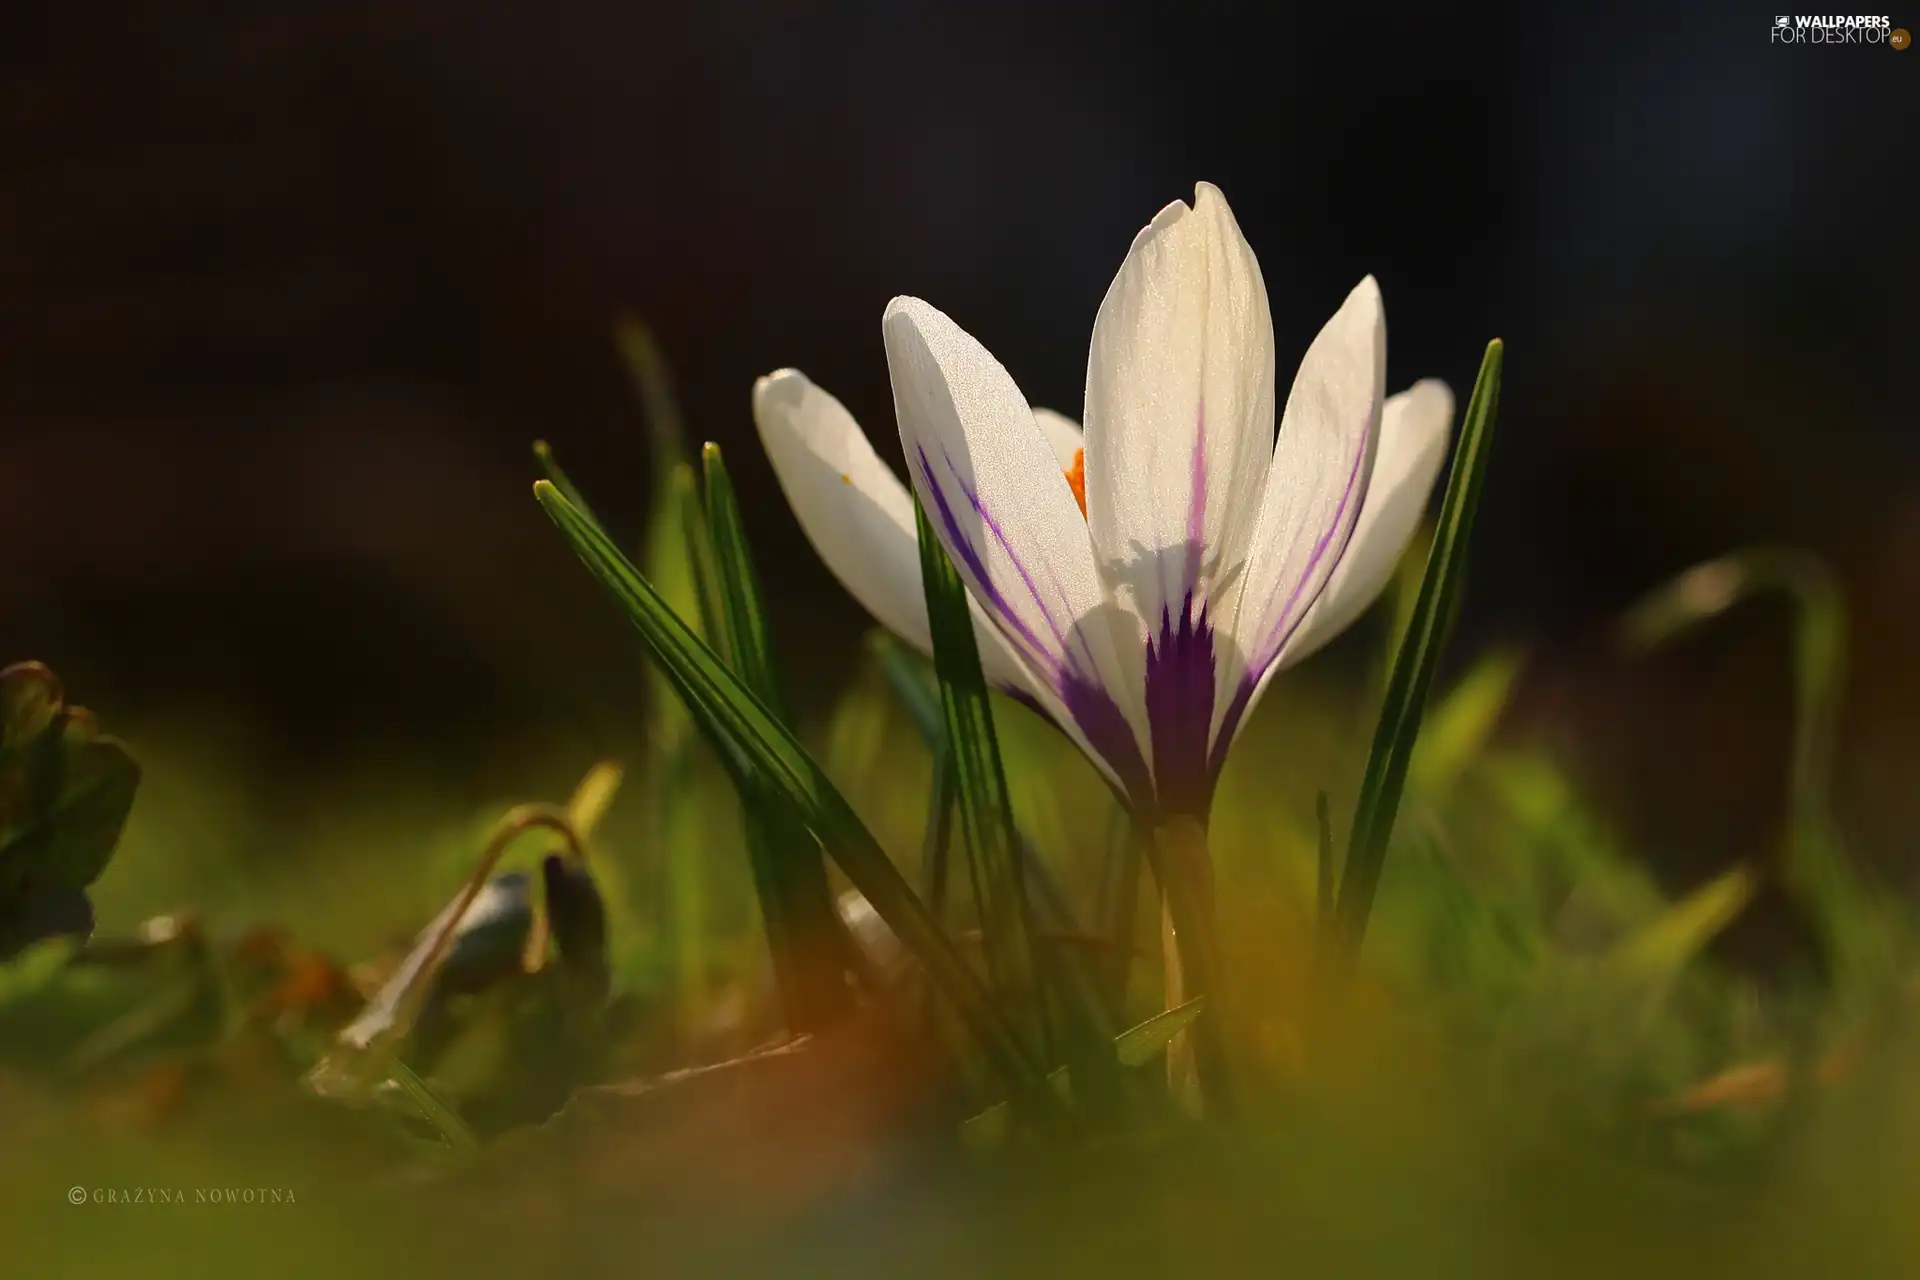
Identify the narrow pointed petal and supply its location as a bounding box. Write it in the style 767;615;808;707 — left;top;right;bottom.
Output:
1276;378;1454;669
883;299;1153;804
1213;276;1387;763
1082;182;1276;635
1080;183;1276;816
753;369;1035;696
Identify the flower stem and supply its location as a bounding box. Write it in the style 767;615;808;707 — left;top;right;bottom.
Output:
1151;817;1232;1114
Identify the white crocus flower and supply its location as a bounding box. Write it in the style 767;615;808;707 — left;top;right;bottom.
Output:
754;183;1453;828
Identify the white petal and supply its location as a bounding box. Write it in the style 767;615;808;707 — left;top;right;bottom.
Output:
752;368;1036;696
882;298;1151;798
1218;275;1386;740
1276;378;1453;669
1082;182;1276;643
1031;407;1085;473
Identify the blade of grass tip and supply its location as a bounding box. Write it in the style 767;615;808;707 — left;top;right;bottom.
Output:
1323;338;1503;987
1599;865;1757;991
531;440;603;532
703;441;856;1031
596;345;710;1002
618;320;703;769
1315;791;1335;945
533;481;1052;1105
914;498;1047;1067
671;459;805;1028
614;317;686;469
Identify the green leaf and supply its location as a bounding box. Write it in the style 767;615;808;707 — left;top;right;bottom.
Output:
1598;866;1756;988
702;442;854;1031
960;997;1205;1150
914;499;1044;1059
534;481;1050;1101
1324;338;1503;983
871;630;945;747
702;444;787;719
1408;648;1525;797
0;663;139;907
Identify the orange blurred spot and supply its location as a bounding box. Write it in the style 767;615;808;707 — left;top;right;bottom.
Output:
1064;448;1087;519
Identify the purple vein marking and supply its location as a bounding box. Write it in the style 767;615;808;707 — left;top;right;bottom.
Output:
1142;590;1219;820
914;444;1066;683
1258;414;1372;664
1062;673;1153;813
1205;416;1373;782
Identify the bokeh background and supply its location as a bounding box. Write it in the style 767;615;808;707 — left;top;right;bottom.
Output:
2;0;1914;914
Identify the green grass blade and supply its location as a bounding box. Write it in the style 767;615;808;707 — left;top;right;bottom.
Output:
1324;338;1504;983
1598;866;1757;987
871;631;945;747
534;481;1050;1100
674;465;731;659
615;318;686;470
914;499;1045;1061
959;997;1204;1150
702;442;853;1031
701;444;787;719
384;1057;481;1154
1408;648;1525;798
1617;548;1889;992
530;440;602;531
921;743;957;919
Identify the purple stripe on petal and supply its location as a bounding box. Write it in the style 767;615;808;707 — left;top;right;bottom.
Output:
1255;423;1371;667
1061;671;1153;813
913;445;1061;679
1207;675;1257;784
1206;418;1374;783
1143;590;1219;820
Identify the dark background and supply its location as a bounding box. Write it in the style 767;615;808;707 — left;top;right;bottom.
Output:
1;0;1914;881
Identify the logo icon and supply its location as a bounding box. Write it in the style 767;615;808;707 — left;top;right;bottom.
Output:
1775;14;1790;25
1893;26;1911;48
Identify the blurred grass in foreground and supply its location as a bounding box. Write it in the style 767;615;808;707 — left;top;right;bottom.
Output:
5;585;1918;1276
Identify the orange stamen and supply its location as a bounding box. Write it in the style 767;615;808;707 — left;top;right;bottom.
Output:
1064;448;1087;520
